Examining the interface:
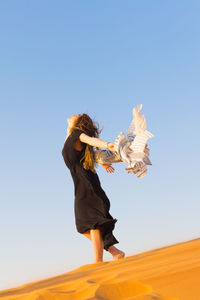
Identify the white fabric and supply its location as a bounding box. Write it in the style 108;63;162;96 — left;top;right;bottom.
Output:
94;104;154;178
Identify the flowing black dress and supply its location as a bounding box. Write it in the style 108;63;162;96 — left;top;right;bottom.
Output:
61;129;119;251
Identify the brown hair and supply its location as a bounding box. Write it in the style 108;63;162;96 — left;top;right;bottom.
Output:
72;113;102;173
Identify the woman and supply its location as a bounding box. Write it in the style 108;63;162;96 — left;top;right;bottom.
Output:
62;113;125;263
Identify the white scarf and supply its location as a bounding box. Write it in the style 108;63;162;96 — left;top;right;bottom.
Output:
94;104;154;178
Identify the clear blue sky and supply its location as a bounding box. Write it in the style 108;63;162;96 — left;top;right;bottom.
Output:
0;0;199;290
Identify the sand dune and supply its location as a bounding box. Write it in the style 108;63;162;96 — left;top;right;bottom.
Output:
0;238;199;300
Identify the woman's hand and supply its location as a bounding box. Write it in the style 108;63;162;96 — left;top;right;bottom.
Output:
101;163;115;173
107;142;118;154
144;144;150;155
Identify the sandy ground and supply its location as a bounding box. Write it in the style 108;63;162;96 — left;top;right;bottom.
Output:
0;238;199;300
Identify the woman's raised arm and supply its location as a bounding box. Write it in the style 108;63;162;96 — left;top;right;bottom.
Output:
79;133;115;152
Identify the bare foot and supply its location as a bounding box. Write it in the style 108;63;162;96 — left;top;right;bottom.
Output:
108;245;125;260
113;250;125;260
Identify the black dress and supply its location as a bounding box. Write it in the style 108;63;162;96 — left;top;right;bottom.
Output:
61;129;119;251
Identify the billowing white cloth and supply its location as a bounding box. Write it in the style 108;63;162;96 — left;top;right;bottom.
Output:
94;104;154;178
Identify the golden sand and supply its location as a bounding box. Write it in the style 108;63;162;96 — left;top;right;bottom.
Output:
0;238;199;300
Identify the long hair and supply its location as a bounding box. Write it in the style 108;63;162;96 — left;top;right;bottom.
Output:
72;113;102;173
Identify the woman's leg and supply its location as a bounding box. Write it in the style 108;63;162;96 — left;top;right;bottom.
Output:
82;229;104;262
90;229;104;263
82;230;91;241
82;230;125;260
107;245;125;260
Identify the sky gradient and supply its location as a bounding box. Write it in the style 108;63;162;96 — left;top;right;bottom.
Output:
0;0;200;290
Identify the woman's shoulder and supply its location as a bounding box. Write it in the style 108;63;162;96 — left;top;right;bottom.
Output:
71;128;85;139
64;129;85;146
65;128;83;139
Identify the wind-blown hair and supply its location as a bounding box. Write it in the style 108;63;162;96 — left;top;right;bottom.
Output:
72;113;102;173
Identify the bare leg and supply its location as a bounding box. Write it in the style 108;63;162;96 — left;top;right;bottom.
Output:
107;245;125;260
90;229;104;263
82;230;125;261
82;230;91;241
